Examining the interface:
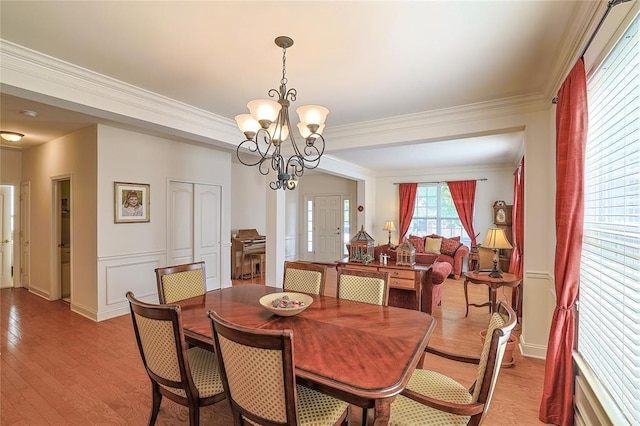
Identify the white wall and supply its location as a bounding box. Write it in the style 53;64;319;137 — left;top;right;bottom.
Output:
96;125;232;320
230;161;267;235
0;147;23;288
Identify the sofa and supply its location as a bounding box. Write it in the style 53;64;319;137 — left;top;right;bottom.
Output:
376;234;469;279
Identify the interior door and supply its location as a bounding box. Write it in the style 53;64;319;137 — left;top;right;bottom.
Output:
194;184;221;290
314;195;342;263
168;182;194;265
0;186;14;288
20;182;30;288
168;181;221;291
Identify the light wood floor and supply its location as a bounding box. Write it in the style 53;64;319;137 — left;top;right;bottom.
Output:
1;276;546;425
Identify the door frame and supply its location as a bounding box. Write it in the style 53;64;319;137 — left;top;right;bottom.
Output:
50;175;72;301
20;182;30;289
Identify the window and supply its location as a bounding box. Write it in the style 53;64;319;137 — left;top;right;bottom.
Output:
306;199;313;252
343;199;350;255
408;184;470;246
578;13;639;425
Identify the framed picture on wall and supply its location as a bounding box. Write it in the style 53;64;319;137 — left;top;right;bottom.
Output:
114;182;150;223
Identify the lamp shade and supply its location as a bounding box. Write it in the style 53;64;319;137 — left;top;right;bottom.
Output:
235;114;260;135
296;105;329;126
482;228;513;249
383;221;396;231
247;99;281;125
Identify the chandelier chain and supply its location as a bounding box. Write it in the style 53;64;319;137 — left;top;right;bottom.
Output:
280;46;288;87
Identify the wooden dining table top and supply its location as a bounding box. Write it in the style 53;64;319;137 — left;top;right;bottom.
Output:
176;284;436;423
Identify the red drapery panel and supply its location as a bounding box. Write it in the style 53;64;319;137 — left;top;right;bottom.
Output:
447;180;478;245
509;158;524;278
539;58;587;426
398;183;417;242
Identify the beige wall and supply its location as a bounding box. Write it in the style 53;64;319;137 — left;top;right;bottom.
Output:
21;126;98;316
230;162;267;235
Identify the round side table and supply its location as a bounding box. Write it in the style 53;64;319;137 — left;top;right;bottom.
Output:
463;271;521;317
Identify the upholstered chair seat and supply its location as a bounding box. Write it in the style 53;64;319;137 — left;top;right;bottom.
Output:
388;302;516;426
158;347;224;399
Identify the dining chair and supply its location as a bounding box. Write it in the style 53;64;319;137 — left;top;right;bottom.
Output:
283;261;327;295
126;292;225;426
208;310;349;426
155;261;206;304
336;267;390;306
387;301;517;426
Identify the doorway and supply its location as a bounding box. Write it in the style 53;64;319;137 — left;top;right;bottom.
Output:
52;177;71;302
0;185;15;288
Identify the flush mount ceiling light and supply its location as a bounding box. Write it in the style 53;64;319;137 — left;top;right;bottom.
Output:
0;131;24;142
235;36;328;190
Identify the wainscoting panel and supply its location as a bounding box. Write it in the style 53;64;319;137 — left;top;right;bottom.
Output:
97;251;165;321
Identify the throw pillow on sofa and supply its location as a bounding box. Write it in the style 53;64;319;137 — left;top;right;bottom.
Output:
408;235;425;253
440;237;462;256
425;237;442;254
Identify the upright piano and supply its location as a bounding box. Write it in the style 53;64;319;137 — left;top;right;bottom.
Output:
231;229;266;279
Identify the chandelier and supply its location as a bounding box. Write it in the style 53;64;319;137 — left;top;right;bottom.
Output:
235;36;328;190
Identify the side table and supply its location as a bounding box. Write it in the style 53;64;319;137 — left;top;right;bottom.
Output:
463;271;521;317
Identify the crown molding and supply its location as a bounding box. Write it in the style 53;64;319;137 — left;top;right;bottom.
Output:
324;91;549;149
0;39;239;148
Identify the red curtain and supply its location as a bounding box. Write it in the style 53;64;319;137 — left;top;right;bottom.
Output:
509;158;524;278
539;58;587;426
398;183;417;242
447;180;478;246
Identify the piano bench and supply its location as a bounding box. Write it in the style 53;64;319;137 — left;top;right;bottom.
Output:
250;253;266;279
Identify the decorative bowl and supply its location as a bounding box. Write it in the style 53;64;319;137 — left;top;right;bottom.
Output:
259;292;314;317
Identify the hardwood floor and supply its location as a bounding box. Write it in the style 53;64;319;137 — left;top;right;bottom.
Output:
1;274;546;425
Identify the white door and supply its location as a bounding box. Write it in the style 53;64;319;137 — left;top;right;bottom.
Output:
20;183;30;288
194;184;221;290
168;181;221;291
314;195;343;263
168;182;194;265
0;186;14;288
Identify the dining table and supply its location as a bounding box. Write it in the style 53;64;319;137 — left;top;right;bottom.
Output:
176;284;436;426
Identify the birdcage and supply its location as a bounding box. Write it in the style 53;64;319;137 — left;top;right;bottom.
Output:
349;225;375;264
396;238;416;266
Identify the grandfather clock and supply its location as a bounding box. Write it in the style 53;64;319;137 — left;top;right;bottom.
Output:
492;201;513;272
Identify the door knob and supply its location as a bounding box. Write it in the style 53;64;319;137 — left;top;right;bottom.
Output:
1;240;9;244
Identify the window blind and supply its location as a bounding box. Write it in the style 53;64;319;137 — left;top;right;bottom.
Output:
578;12;640;425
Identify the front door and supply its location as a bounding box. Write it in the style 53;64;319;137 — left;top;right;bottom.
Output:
314;195;342;263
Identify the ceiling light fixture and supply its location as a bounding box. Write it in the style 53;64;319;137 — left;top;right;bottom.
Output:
0;131;24;142
235;36;328;190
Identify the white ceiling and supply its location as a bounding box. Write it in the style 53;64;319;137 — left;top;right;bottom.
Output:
0;1;600;174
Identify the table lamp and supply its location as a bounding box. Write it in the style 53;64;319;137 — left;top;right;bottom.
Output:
482;228;513;278
383;221;396;247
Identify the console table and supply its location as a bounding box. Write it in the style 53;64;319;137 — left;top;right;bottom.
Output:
336;258;431;311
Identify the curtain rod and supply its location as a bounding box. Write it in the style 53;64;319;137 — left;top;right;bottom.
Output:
393;178;487;185
553;0;631;104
